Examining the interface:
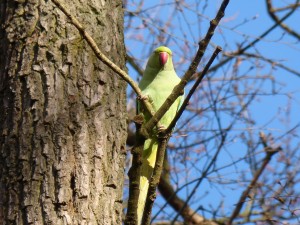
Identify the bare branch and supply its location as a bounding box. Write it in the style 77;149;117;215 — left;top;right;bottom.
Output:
266;0;300;40
226;134;281;225
165;46;222;134
142;135;170;225
272;3;300;12
208;3;299;73
125;119;146;225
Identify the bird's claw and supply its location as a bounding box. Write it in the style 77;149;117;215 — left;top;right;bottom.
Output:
138;94;149;101
157;124;166;133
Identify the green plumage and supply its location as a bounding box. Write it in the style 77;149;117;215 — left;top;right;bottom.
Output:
137;46;183;224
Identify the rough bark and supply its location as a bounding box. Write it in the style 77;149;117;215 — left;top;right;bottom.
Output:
0;0;127;224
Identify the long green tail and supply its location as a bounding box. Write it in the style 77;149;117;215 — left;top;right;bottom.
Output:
137;137;158;224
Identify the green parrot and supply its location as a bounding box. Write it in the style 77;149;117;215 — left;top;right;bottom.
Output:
137;46;183;224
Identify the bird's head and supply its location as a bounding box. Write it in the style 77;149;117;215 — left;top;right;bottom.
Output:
146;46;174;71
154;46;172;67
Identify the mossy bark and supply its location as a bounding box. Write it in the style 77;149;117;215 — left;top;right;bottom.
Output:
0;0;127;224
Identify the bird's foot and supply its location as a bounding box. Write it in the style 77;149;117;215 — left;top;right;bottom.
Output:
157;124;166;133
157;124;172;138
138;94;153;104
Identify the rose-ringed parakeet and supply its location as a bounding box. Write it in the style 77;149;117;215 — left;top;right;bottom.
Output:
137;46;183;224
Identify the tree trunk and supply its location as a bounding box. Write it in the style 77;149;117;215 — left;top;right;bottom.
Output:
0;0;127;224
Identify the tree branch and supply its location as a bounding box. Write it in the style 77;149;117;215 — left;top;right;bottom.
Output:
272;2;300;12
226;132;281;225
165;46;222;134
266;0;300;40
158;159;220;225
125;117;146;225
208;2;299;74
242;52;300;78
142;134;170;225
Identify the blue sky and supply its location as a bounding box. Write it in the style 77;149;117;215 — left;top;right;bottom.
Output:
124;0;300;222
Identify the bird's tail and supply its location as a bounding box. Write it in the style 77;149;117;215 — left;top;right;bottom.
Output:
137;138;158;225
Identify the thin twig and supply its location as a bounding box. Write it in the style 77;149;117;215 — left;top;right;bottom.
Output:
165;46;222;134
242;53;300;78
266;0;300;40
226;135;281;225
272;3;300;12
171;127;229;224
208;2;299;73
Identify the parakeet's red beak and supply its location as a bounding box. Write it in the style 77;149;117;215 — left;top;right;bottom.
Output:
159;52;168;66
